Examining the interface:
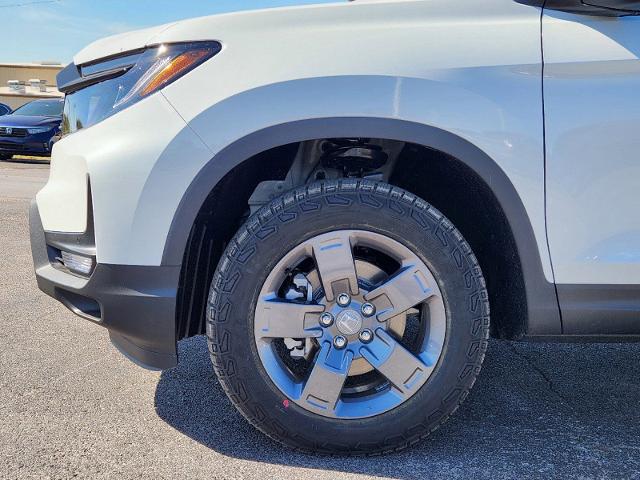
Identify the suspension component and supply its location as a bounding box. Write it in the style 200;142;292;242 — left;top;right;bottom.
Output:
320;138;389;175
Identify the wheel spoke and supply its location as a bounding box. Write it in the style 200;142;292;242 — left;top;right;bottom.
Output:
255;295;324;339
360;329;432;398
299;342;353;415
310;231;359;301
364;263;436;322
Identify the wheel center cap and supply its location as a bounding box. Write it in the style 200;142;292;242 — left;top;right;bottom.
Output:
336;309;363;336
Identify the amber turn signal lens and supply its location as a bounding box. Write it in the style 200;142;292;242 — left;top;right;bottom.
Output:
141;49;211;97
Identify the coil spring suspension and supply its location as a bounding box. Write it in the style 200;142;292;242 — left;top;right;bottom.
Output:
320;139;388;176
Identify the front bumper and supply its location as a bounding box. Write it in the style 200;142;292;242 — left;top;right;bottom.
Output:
29;200;180;369
0;132;55;157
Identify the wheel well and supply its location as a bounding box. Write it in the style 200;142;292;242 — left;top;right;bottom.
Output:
175;143;298;340
389;144;526;340
176;140;527;341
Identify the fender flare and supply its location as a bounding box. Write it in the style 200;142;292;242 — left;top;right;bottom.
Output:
162;117;561;335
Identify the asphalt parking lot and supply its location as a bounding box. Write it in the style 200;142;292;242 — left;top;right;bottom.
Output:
1;160;640;479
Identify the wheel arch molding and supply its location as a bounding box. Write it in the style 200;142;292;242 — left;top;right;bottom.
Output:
164;117;561;337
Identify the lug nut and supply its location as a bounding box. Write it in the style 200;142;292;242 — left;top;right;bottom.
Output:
359;329;373;343
336;293;351;307
333;335;348;349
361;302;376;317
319;312;334;328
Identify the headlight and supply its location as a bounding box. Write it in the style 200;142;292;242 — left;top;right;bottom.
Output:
27;127;52;134
61;41;221;135
109;42;221;110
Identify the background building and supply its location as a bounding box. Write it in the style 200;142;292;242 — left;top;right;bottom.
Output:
0;62;64;110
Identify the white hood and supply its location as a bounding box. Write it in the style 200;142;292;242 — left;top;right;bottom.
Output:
73;22;176;65
71;1;362;65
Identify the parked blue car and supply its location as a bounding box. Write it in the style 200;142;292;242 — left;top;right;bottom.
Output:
0;98;63;160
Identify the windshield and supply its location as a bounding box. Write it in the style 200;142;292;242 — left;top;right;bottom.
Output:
12;100;63;117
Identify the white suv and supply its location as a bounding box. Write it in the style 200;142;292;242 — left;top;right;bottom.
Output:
30;0;640;454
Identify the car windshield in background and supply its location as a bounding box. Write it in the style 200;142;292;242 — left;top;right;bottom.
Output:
12;100;63;117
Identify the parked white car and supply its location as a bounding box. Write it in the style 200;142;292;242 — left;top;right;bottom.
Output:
30;0;640;454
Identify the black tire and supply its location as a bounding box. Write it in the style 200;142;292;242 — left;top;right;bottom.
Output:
0;154;12;161
207;180;489;454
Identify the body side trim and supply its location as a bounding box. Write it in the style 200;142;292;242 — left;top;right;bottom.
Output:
557;284;640;335
525;335;640;342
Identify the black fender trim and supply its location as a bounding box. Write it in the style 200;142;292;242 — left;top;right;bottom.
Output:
162;117;561;336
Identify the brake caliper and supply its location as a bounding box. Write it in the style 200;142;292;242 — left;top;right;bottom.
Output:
284;273;314;360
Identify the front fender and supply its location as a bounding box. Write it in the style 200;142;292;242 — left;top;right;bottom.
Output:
131;73;559;335
155;74;549;274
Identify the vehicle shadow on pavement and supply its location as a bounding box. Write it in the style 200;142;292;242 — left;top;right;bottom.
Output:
155;336;640;479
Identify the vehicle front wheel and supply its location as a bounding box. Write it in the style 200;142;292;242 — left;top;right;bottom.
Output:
207;180;489;454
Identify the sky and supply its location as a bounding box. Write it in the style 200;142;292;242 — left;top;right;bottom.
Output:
4;0;337;64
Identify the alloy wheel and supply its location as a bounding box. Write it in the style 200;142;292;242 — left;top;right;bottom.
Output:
253;229;446;419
